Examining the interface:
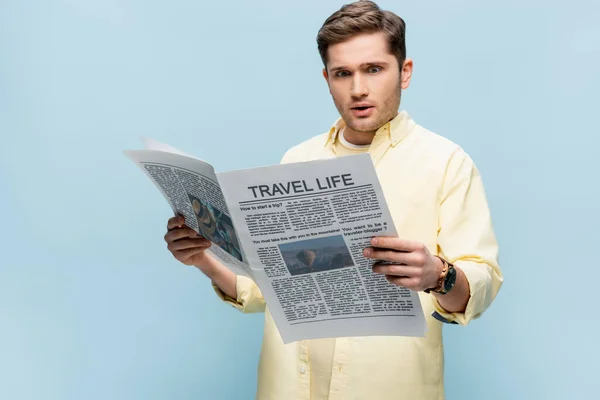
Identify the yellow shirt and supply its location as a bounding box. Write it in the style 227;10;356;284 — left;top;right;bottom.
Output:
305;128;372;399
213;110;503;400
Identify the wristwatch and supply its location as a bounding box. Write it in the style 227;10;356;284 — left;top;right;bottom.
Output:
424;257;457;295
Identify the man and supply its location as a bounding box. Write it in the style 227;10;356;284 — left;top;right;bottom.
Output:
164;1;503;399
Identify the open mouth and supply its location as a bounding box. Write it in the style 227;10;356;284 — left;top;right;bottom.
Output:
351;105;374;116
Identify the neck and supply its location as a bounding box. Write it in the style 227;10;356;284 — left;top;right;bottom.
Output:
342;127;376;146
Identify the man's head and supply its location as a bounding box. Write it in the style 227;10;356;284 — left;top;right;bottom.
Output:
317;0;413;142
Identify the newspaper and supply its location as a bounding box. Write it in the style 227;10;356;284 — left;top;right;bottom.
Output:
124;138;426;343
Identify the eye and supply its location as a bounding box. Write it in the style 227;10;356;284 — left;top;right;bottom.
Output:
335;70;351;78
368;66;382;74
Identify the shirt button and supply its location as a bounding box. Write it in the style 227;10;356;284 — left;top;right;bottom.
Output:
300;366;306;374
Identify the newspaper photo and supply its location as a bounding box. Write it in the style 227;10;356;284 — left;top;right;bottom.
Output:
124;140;251;279
124;138;426;343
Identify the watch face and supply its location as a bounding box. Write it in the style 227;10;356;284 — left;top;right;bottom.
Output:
444;267;457;292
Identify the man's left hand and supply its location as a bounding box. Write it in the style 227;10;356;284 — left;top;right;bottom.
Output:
363;236;443;292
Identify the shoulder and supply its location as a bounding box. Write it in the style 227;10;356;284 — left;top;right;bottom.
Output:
280;131;331;164
407;123;474;168
414;124;462;156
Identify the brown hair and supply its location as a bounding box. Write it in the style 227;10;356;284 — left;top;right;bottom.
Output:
316;0;407;71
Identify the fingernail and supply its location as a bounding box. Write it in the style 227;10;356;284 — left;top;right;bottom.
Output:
371;238;378;245
364;248;371;257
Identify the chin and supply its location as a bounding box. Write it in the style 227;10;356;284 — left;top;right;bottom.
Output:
348;118;381;133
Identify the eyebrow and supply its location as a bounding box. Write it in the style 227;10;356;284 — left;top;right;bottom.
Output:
329;61;389;72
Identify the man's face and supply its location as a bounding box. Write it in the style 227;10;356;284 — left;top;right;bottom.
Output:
323;32;412;135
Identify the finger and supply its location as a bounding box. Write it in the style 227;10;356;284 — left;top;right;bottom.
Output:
168;238;211;252
175;246;209;263
363;248;394;262
164;226;200;243
366;250;423;266
372;263;421;278
363;247;414;264
370;237;424;252
167;215;185;230
386;275;419;289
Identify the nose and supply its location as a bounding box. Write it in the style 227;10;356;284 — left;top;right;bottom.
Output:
350;74;368;98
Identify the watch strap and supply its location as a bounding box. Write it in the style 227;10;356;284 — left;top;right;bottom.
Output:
424;256;452;294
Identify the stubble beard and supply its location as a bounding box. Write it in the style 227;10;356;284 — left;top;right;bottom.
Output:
340;80;402;135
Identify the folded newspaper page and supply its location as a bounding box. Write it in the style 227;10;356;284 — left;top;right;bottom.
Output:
124;138;426;343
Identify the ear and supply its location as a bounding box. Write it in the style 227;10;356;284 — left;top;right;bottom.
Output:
322;68;332;93
400;58;413;90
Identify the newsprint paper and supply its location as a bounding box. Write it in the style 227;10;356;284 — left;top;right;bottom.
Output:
124;138;426;343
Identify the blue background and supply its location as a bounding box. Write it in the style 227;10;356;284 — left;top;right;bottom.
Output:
1;0;597;399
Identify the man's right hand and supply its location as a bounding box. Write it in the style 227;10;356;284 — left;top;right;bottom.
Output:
164;215;212;266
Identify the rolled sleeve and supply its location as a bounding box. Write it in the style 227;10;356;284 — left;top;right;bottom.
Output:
432;149;503;326
432;260;501;325
212;275;266;314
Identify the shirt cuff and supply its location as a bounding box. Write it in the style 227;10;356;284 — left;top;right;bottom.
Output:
212;275;266;314
430;260;497;326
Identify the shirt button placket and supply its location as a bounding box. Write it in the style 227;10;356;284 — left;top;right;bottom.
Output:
298;341;310;399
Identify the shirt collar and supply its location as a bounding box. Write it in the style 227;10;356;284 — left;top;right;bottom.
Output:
325;109;415;148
